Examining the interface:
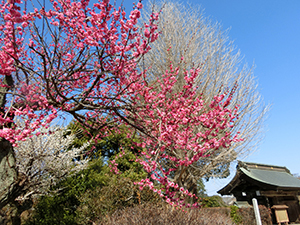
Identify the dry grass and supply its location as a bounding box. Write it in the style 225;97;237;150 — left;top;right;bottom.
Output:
100;203;235;225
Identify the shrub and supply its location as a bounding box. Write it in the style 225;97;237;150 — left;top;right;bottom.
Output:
25;156;160;225
230;205;243;224
200;195;227;208
76;177;161;224
102;203;235;225
236;205;272;225
24;194;79;225
24;159;110;225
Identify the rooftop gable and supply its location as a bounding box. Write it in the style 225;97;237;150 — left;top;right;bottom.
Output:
218;161;300;195
239;161;291;173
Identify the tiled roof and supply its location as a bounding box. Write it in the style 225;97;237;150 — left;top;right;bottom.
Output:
218;161;300;195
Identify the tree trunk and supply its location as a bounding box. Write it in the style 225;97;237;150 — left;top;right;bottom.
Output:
0;75;22;210
3;198;34;225
174;168;198;204
0;139;18;210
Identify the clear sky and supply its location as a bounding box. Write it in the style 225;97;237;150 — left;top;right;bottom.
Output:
121;0;300;195
188;0;300;195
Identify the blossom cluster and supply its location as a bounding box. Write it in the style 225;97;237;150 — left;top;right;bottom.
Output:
0;0;243;208
131;65;242;206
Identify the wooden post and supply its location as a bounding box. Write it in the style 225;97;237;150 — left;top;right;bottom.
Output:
252;198;262;225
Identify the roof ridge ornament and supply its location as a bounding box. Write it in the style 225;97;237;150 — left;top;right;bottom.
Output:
237;160;250;171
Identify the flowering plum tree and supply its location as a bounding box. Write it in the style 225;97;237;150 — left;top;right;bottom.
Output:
138;1;268;196
0;0;159;208
0;0;242;209
131;67;242;206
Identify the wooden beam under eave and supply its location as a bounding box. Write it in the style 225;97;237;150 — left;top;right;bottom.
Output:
260;190;299;197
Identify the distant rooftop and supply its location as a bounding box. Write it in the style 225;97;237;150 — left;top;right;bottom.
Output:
239;161;291;173
218;161;300;195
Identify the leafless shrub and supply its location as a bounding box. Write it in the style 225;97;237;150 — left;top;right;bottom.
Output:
101;203;235;225
237;205;272;225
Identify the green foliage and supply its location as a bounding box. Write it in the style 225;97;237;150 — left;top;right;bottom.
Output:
199;195;227;208
114;150;147;180
75;150;160;224
25;159;109;225
66;120;142;160
25;120;160;224
26;153;160;224
196;179;207;198
65;120;92;155
25;194;79;225
76;177;161;224
230;205;243;224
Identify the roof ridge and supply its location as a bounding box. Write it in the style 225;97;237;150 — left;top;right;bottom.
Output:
237;161;291;174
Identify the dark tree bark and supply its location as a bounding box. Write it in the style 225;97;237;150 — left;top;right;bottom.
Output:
0;76;23;210
0;139;18;209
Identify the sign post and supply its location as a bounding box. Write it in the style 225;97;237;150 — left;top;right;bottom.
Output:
252;198;262;225
271;205;289;225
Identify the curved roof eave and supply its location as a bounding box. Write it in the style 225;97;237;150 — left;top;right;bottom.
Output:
218;164;300;196
240;168;300;189
218;169;242;195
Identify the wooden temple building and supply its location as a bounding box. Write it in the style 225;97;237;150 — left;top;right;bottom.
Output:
218;161;300;223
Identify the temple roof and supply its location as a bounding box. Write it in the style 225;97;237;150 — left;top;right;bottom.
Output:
218;161;300;195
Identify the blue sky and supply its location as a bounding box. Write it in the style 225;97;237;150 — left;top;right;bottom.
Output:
189;0;300;195
122;0;300;195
